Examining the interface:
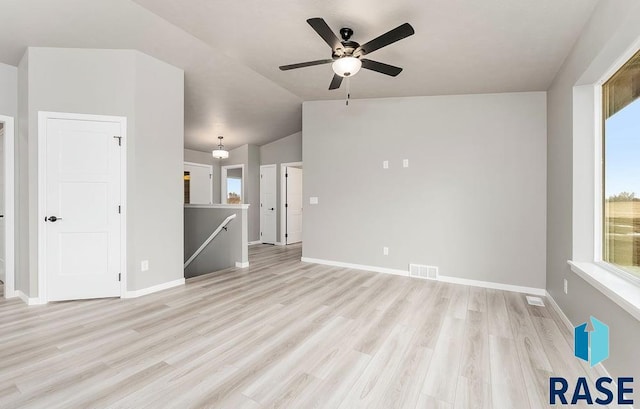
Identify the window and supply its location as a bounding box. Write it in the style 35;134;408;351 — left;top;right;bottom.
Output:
602;49;640;279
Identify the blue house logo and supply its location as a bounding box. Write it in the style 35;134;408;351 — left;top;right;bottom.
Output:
549;316;633;405
574;316;609;367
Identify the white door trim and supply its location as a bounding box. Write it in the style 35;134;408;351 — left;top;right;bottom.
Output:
221;164;245;204
37;111;127;303
260;164;276;244
184;161;213;204
0;115;15;298
280;161;302;245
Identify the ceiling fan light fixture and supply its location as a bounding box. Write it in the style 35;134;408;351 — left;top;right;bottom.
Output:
212;136;229;159
332;56;362;77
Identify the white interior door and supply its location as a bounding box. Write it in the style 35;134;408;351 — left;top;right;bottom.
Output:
45;118;122;301
0;126;4;283
184;162;212;204
260;165;276;244
286;167;303;244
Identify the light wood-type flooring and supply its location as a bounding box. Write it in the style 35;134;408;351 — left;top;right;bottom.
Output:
0;244;608;408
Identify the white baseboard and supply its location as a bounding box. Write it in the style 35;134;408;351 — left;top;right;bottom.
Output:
235;261;250;268
438;275;546;296
248;241;261;246
301;257;546;295
15;290;46;306
545;290;574;332
123;278;184;298
301;257;410;278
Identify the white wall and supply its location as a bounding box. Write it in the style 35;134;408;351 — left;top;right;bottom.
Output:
130;51;184;290
546;0;640;380
17;47;184;296
16;53;29;294
0;63;17;117
303;92;547;289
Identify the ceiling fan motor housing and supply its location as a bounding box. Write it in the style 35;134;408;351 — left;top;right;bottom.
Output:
339;27;353;41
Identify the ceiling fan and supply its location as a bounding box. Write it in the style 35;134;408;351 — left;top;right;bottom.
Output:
279;18;415;90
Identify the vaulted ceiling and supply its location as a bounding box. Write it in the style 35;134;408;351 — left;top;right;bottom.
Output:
0;0;598;151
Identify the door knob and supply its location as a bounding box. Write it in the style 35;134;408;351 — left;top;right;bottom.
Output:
269;208;274;211
46;216;62;222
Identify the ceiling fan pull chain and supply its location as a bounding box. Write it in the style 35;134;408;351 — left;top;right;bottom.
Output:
346;76;350;106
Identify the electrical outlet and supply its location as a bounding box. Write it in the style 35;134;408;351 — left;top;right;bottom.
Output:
383;160;389;169
563;278;568;294
141;260;149;272
383;247;389;256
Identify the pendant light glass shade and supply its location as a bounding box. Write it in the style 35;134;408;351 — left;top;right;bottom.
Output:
212;136;229;159
211;149;229;159
332;57;362;77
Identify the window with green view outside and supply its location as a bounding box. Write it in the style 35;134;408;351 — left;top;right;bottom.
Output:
603;49;640;279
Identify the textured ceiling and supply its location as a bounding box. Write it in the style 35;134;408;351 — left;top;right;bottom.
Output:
0;0;599;150
133;0;599;100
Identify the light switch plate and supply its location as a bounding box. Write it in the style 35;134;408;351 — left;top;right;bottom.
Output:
403;159;409;168
141;260;149;272
383;160;389;169
310;197;319;205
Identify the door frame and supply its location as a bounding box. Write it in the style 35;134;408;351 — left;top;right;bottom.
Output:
0;115;15;298
259;164;276;244
184;161;213;204
37;112;127;303
280;161;302;245
220;164;245;204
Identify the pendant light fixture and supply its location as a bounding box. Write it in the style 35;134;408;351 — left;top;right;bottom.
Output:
212;136;229;159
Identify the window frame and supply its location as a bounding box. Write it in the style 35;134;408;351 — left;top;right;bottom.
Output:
595;49;640;286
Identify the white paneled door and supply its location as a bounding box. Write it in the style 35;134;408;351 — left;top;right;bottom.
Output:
285;167;303;244
184;162;212;204
260;165;277;244
45;117;123;301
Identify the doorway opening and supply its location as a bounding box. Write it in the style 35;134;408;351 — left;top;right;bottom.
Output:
221;165;244;204
281;162;303;245
0;115;15;299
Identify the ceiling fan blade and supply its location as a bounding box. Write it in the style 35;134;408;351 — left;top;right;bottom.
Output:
307;18;343;50
279;59;334;71
329;74;343;90
357;23;415;55
361;59;403;76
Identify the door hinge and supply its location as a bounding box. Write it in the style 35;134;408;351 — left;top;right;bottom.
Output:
285;203;288;208
261;174;263;178
118;273;121;282
118;205;121;214
261;232;262;236
285;234;288;238
209;174;212;179
113;136;122;146
285;173;288;177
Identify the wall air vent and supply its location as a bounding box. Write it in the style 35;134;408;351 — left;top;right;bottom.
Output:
526;296;545;307
409;264;438;280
